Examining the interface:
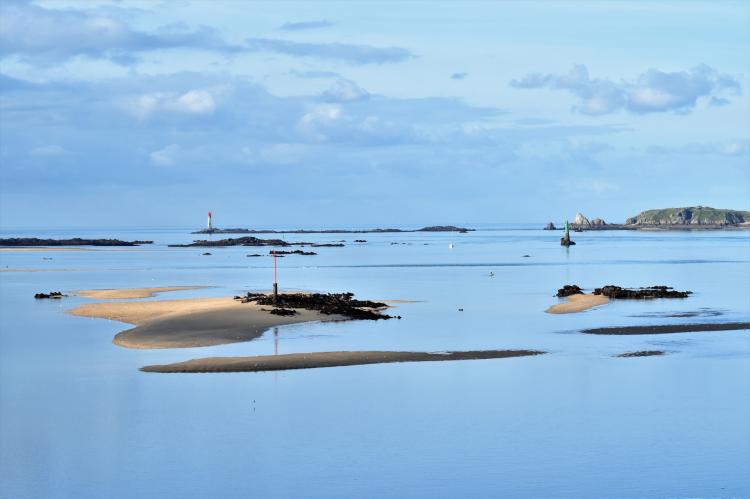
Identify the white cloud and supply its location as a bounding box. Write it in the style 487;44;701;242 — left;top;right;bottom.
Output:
174;90;215;114
124;89;217;119
297;105;342;140
511;64;740;115
150;144;181;166
322;79;369;102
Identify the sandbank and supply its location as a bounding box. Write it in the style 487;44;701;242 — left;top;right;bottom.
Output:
68;296;341;349
141;349;545;373
546;294;609;314
77;286;208;299
583;322;750;335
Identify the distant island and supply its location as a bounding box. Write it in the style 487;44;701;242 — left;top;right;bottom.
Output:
545;207;750;231
0;238;153;246
192;225;473;235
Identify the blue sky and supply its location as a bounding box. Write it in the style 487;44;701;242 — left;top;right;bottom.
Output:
1;0;748;228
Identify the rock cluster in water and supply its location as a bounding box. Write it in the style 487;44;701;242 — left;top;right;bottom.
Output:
592;285;692;299
556;285;583;297
544;223;557;230
234;292;398;320
616;350;665;357
2;238;152;247
34;291;66;299
271;250;317;256
170;237;294;247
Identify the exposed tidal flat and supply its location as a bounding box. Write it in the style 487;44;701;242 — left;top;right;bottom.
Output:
1;225;749;498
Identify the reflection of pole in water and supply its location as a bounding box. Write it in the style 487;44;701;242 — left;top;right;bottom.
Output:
273;327;278;356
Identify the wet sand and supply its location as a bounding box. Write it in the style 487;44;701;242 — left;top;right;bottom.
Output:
69;296;341;349
77;286;208;299
584;322;750;335
546;294;609;314
141;349;546;373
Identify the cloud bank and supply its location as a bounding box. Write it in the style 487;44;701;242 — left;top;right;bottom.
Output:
510;64;740;115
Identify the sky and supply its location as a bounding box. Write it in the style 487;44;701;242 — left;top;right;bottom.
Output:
0;0;749;228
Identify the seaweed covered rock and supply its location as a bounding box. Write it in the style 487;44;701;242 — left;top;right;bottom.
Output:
556;285;583;297
270;250;317;256
592;285;691;299
268;308;297;316
235;292;397;320
34;291;66;299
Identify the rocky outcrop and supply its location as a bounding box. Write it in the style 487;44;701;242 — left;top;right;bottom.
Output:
170;237;293;247
574;213;591;226
625;206;750;226
1;238;152;247
592;285;691;299
556;285;583;297
544;222;557;230
615;351;665;357
591;218;606;227
270;250;316;256
560;232;575;246
34;291;66;299
234;292;399;320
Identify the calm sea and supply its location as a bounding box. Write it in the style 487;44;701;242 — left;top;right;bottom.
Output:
1;225;749;498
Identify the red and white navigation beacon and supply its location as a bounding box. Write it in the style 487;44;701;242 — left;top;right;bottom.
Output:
207;211;213;230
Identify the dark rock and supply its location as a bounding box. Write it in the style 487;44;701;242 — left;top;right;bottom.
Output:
234;292;394;320
544;223;557;230
615;350;665;358
354;239;367;243
2;238;152;247
269;308;297;316
416;225;472;233
202;252;212;256
522;254;530;257
170;236;294;248
592;285;692;299
246;254;262;257
270;250;317;256
560;233;575;246
310;243;345;247
34;291;66;299
556;285;583;297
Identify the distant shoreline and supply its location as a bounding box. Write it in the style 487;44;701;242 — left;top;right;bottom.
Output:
192;225;473;234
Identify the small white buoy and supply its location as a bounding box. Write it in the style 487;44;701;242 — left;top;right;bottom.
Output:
448;243;454;249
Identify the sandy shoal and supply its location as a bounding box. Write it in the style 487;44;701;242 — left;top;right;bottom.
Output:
545;294;609;314
584;322;750;335
68;296;340;349
77;286;208;299
141;349;546;373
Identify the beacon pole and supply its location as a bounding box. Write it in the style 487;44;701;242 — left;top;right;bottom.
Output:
273;250;278;304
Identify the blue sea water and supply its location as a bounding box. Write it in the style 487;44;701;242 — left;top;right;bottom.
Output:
1;225;749;499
